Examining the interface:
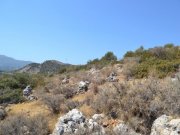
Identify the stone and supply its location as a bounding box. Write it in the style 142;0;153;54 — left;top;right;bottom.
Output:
23;85;32;97
114;123;141;135
52;109;105;135
106;72;119;82
62;78;69;84
27;95;38;101
151;115;180;135
78;81;90;93
92;114;104;122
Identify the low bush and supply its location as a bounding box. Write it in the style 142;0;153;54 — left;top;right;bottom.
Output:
0;114;49;135
0;88;25;104
42;94;65;114
90;77;180;134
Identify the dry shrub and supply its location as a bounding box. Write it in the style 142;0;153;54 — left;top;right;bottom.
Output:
73;71;91;82
90;77;180;134
0;114;49;135
122;62;137;79
52;86;77;99
120;78;180;134
65;100;80;111
92;84;99;95
60;87;76;99
42;94;65;114
91;88;120;118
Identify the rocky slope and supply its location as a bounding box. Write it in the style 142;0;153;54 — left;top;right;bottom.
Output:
52;109;180;135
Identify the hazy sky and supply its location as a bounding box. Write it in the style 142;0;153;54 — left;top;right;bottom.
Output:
0;0;180;64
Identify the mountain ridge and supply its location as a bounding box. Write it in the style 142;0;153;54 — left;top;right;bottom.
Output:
0;55;32;71
17;60;71;74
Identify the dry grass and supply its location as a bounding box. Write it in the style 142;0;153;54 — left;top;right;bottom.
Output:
7;101;49;117
72;91;94;102
6;101;59;132
79;104;95;118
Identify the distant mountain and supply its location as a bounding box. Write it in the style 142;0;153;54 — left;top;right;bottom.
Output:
17;60;70;74
0;55;32;71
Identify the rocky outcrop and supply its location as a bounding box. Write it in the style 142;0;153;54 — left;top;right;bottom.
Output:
52;109;105;135
106;72;119;82
113;123;141;135
23;85;37;101
151;115;180;135
23;85;32;97
78;81;90;93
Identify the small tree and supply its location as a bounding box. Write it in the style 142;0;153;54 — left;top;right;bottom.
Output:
101;52;117;62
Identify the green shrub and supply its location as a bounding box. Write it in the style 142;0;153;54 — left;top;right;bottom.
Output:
124;44;180;78
0;73;44;104
0;88;25;104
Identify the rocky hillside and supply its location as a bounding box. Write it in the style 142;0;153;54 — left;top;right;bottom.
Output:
0;44;179;135
18;60;70;74
0;55;32;71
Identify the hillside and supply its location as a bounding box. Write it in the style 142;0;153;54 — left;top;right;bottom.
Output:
17;60;70;74
0;44;180;135
0;55;32;71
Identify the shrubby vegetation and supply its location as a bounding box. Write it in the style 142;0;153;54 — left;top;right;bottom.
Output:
0;114;49;135
124;44;180;78
90;78;180;134
0;44;179;135
0;73;45;104
58;52;118;74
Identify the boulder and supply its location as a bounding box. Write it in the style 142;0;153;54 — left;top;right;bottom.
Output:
78;81;90;93
52;109;105;135
23;85;32;97
114;123;141;135
151;115;180;135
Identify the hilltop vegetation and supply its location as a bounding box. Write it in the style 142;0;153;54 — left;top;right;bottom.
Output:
59;44;180;79
124;44;180;78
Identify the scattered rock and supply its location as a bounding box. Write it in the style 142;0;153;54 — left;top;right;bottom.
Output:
52;109;105;135
23;85;38;101
27;95;38;101
88;68;99;75
62;77;69;84
151;115;180;135
114;123;141;135
92;114;104;122
78;81;90;93
106;72;119;82
23;85;32;97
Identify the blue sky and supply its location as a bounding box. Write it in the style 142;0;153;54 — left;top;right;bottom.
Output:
0;0;180;64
